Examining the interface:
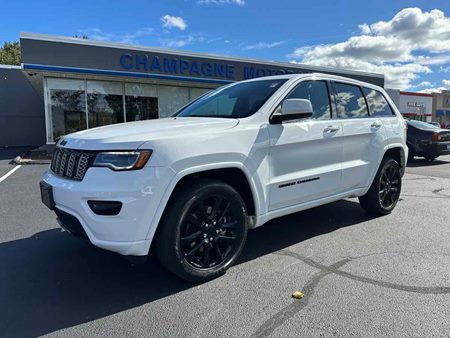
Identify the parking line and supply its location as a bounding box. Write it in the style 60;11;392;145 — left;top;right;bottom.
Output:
0;165;22;183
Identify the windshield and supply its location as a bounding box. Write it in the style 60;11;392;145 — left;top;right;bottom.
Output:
175;79;287;118
408;120;440;130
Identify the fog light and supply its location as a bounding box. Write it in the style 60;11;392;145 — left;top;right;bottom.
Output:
88;200;122;216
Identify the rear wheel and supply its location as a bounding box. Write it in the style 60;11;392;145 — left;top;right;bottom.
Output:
359;157;402;215
155;179;248;282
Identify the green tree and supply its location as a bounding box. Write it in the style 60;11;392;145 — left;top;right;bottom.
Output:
0;41;21;65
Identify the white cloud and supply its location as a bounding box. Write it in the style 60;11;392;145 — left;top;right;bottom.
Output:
78;27;154;44
289;8;450;89
159;35;205;48
410;81;433;88
369;8;450;52
358;24;372;35
161;15;187;31
197;0;245;5
419;87;446;94
419;79;450;93
440;66;450;73
243;41;286;50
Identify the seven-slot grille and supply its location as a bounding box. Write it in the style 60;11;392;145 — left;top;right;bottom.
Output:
51;148;96;180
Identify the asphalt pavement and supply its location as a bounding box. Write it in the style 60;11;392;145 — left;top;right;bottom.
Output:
1;155;450;337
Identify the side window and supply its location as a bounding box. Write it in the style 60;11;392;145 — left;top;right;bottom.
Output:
362;87;395;117
286;81;331;120
333;82;369;119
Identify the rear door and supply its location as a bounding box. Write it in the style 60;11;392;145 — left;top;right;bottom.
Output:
268;80;343;211
332;82;387;191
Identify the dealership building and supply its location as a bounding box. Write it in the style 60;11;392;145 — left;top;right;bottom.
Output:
1;33;385;148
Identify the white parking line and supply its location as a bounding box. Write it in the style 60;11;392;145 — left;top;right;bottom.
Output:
0;165;22;183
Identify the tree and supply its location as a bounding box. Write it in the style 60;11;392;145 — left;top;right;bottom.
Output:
0;41;20;65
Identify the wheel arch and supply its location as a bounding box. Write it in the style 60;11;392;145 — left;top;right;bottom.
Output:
382;145;406;174
362;144;406;196
146;163;261;251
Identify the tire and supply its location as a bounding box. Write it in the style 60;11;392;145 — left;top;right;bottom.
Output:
359;157;402;215
155;178;248;282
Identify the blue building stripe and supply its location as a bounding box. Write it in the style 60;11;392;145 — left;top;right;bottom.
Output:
22;63;235;85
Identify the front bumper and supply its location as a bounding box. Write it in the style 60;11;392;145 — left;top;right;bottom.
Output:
42;165;175;256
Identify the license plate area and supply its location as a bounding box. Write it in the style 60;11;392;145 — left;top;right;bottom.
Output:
40;181;55;210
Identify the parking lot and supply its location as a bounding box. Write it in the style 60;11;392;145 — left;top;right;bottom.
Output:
1;154;450;337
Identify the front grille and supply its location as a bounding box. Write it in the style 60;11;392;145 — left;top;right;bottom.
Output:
51;148;96;181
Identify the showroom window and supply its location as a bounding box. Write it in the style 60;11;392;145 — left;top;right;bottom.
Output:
159;85;190;118
87;81;124;128
125;83;158;121
46;78;87;142
45;77;212;142
189;88;210;101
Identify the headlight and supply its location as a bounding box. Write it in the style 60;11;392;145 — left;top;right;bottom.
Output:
93;150;152;171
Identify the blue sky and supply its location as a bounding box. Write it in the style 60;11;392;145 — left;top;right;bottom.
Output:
2;0;450;91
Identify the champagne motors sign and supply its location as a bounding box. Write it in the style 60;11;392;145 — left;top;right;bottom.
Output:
20;33;384;86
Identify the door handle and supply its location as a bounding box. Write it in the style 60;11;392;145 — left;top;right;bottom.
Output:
323;125;340;133
371;121;382;128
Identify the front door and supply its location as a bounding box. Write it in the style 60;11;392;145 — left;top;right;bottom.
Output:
268;80;343;211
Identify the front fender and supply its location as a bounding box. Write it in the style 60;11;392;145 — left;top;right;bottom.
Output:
144;160;264;243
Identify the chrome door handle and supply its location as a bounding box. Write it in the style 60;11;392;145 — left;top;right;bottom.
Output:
371;121;382;128
324;125;340;133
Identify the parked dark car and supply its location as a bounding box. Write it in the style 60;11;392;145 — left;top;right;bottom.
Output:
407;120;450;160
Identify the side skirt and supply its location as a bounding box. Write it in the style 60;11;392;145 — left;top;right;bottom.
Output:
254;188;367;228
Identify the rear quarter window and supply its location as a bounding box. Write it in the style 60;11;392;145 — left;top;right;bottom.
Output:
333;82;369;119
362;87;395;117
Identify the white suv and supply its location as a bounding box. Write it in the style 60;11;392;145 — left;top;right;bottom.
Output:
40;73;408;282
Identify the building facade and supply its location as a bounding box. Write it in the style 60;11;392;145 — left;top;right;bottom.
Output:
399;91;433;122
432;90;450;127
1;33;386;147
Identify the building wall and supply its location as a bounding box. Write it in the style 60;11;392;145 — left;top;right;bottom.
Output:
433;90;450;126
0;66;46;147
385;89;400;109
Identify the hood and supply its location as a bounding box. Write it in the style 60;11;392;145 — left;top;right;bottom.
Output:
60;117;239;150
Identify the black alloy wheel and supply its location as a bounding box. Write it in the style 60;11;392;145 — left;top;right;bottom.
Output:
378;162;401;210
155;179;248;282
359;157;402;215
180;195;243;269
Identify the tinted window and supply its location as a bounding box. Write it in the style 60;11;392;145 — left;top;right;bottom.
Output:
363;88;394;117
176;79;287;118
334;82;369;119
286;81;331;120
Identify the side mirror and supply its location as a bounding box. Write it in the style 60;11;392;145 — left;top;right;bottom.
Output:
271;99;313;124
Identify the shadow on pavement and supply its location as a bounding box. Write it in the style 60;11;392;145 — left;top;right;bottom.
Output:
0;199;374;337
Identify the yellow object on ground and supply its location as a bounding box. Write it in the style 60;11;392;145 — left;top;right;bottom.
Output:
292;291;305;299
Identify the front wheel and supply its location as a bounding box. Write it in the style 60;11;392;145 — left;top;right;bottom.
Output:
359;157;402;215
155;179;248;282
